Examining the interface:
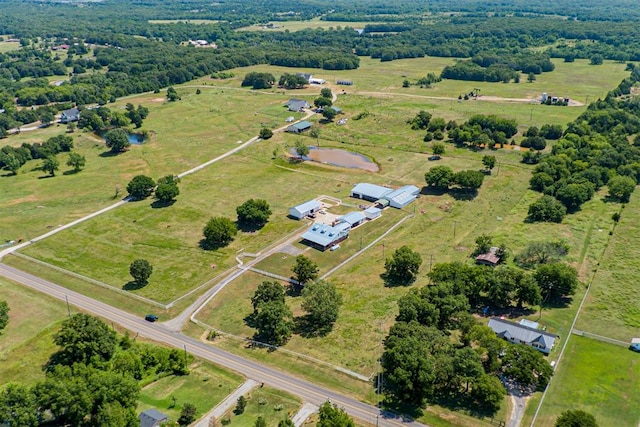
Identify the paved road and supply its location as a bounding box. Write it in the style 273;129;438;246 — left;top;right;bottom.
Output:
0;263;427;427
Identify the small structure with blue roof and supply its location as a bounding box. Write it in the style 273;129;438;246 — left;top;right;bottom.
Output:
337;211;366;228
287;120;313;133
380;185;420;209
350;183;392;202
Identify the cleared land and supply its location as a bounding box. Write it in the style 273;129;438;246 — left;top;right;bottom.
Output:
531;336;640;426
0;277;68;385
236;19;377;32
138;361;243;421
575;191;640;340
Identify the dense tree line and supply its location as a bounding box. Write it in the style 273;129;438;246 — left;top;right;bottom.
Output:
527;68;640;218
0;314;191;426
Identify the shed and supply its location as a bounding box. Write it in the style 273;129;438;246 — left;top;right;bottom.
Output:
287;121;312;133
301;222;350;251
60;107;80;124
330;106;343;114
476;247;501;266
309;77;326;84
350;183;392;202
286;99;311;112
139;409;168;427
296;72;312;82
363;206;382;220
381;185;420;209
337;211;367;228
337;79;353;86
631;338;640;351
289;200;321;220
488;317;558;354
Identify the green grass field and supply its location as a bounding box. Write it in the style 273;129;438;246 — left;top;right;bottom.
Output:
236;19;377;32
576;192;640;341
0;277;68;385
214;387;301;427
0;40;20;53
138;360;243;422
531;336;640;426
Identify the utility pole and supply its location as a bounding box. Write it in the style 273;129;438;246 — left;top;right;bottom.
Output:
453;221;458;240
429;254;433;272
65;295;71;317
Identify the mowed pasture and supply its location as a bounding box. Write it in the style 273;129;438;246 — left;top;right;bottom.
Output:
0;277;68;385
236;19;378;32
576;191;640;341
531;336;640;426
0;87;298;241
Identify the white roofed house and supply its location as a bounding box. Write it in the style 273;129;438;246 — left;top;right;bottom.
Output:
286;99;311;112
301;222;350;251
488;317;558;354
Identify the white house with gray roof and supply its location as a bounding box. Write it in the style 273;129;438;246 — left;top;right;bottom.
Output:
488;317;558;354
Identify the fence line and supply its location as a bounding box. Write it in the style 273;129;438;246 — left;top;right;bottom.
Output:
571;329;629;347
191;318;370;382
11;253;168;309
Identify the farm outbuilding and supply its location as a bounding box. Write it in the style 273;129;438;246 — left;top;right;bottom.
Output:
363;206;382;220
287;121;313;133
289;200;321;219
380;185;420;209
350;183;392;202
337;211;366;228
301;222;350;251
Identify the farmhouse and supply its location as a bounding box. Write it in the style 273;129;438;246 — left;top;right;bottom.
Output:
139;409;168;427
60;107;80;123
301;222;350;251
296;72;313;82
289;200;321;220
287;121;312;133
488;317;558;354
286;99;311;112
337;211;366;228
351;183;392;202
476;247;501;266
380;185;420;209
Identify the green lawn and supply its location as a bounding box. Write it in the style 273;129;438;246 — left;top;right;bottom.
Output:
0;40;20;53
214;387;301;427
0;277;68;386
138;361;243;422
532;336;640;426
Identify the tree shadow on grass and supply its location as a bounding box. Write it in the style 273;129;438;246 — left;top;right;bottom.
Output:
122;280;147;291
449;189;479;201
0;172;17;177
98;150;121;158
379;398;424;424
235;220;266;233
294;315;332;338
37;175;55;179
420;186;448;196
428;392;500;420
151;199;176;209
198;239;227;251
63;169;80;176
380;273;415;288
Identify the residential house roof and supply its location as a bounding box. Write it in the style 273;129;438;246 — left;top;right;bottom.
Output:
301;222;349;248
488;317;557;351
476;246;501;266
61;107;80;120
139;409;168;427
351;183;393;200
338;211;366;226
286;99;310;111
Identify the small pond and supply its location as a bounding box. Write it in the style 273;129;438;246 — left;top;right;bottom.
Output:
296;147;379;172
97;130;147;145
